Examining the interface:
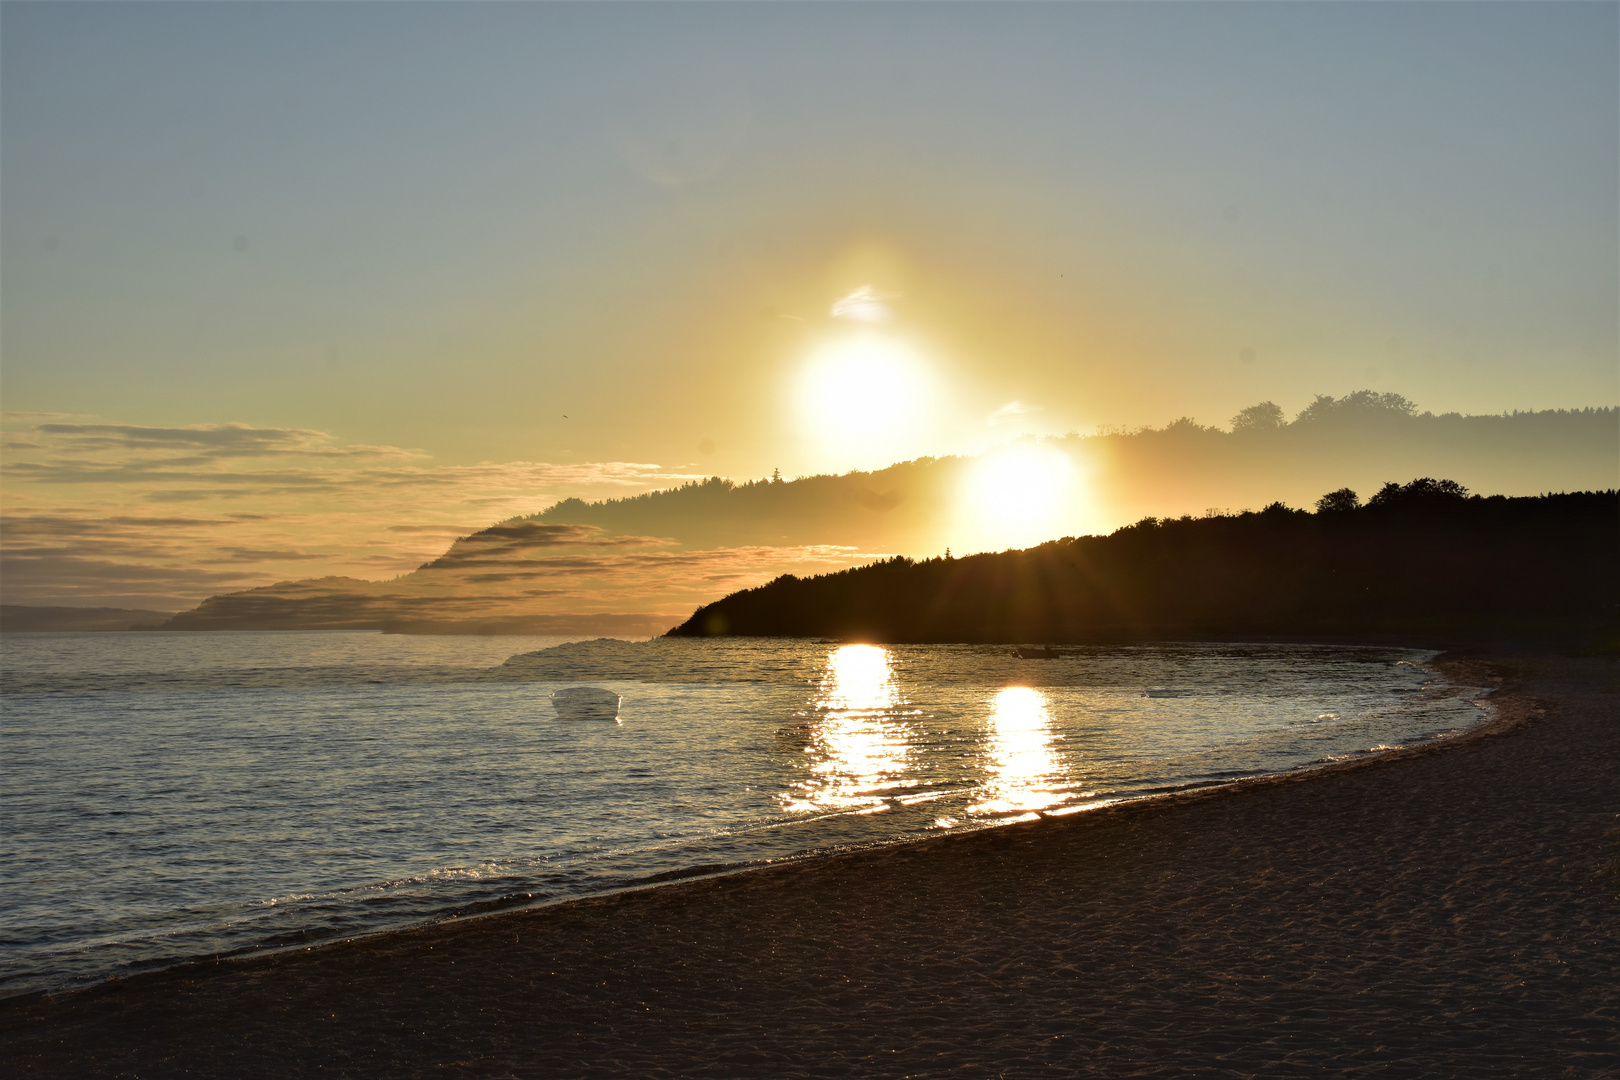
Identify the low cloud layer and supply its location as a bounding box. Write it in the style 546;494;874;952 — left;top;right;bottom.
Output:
1;418;710;609
162;528;877;633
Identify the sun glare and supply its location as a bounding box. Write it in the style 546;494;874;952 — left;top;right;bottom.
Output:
960;441;1079;551
968;686;1068;817
795;334;934;467
783;644;916;813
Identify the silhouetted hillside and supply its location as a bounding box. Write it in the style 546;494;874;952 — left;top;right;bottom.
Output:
668;484;1619;643
150;508;864;633
537;399;1616;552
147;395;1615;635
533;458;962;553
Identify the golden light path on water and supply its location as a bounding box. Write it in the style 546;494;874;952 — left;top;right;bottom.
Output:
782;644;917;814
5;633;1484;997
967;685;1070;819
782;645;1077;823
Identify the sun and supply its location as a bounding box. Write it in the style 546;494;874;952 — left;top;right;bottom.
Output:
794;333;935;467
960;441;1080;551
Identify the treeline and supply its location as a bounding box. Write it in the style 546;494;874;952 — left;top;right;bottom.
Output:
530;456;964;551
667;484;1619;644
528;397;1616;552
1226;391;1612;433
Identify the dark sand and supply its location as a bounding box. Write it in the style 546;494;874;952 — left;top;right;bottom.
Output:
3;651;1616;1078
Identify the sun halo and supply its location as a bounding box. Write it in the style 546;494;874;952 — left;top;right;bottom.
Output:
794;334;935;467
960;441;1080;552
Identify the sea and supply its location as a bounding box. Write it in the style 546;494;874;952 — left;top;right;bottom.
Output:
0;631;1491;998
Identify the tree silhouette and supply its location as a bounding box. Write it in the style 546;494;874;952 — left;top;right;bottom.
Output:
670;486;1617;644
1231;401;1285;433
1367;477;1468;508
1315;488;1361;513
1294;391;1417;425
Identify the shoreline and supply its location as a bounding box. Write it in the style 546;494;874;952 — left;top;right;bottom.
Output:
1;640;1489;1003
3;646;1614;1076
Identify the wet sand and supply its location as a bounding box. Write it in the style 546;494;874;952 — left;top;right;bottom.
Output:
3;650;1616;1078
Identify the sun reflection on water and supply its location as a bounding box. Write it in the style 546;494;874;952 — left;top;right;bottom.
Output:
781;644;917;813
967;686;1070;817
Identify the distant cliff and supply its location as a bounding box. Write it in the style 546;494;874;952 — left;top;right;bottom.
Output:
668;486;1620;644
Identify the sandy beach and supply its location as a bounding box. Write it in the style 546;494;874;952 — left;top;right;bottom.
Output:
3;649;1615;1078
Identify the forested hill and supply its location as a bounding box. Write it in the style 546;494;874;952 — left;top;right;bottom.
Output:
667;485;1619;644
533;400;1616;553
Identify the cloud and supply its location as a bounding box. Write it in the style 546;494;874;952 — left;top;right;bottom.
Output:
0;419;908;615
1;514;247;568
154;541;881;630
418;524;673;571
0;418;720;608
2;513;226;538
0;411;97;423
3;423;700;499
989;400;1043;425
0;552;262;608
198;548;327;564
27;422;422;462
830;285;894;323
2;422;705;529
5;429;899;613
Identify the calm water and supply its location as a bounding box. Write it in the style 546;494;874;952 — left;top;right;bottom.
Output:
0;632;1489;997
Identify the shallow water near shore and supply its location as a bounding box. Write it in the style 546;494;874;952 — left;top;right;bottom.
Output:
0;632;1489;997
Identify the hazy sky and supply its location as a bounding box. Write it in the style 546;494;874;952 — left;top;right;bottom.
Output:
2;2;1616;608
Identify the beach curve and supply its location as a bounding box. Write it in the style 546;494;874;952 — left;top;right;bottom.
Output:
1;649;1615;1077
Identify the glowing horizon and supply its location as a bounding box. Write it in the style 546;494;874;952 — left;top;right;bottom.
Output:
2;3;1614;614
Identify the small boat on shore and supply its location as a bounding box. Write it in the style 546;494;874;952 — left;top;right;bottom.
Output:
551;686;621;721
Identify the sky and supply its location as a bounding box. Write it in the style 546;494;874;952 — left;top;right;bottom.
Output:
2;2;1616;612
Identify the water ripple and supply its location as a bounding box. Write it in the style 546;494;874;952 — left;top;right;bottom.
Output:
0;632;1487;996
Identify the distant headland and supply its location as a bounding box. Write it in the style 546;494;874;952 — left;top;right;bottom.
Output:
668;482;1619;646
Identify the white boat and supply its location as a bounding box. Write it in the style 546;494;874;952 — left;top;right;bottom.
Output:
551;686;621;721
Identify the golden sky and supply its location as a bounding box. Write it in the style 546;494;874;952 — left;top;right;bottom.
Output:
3;3;1615;613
